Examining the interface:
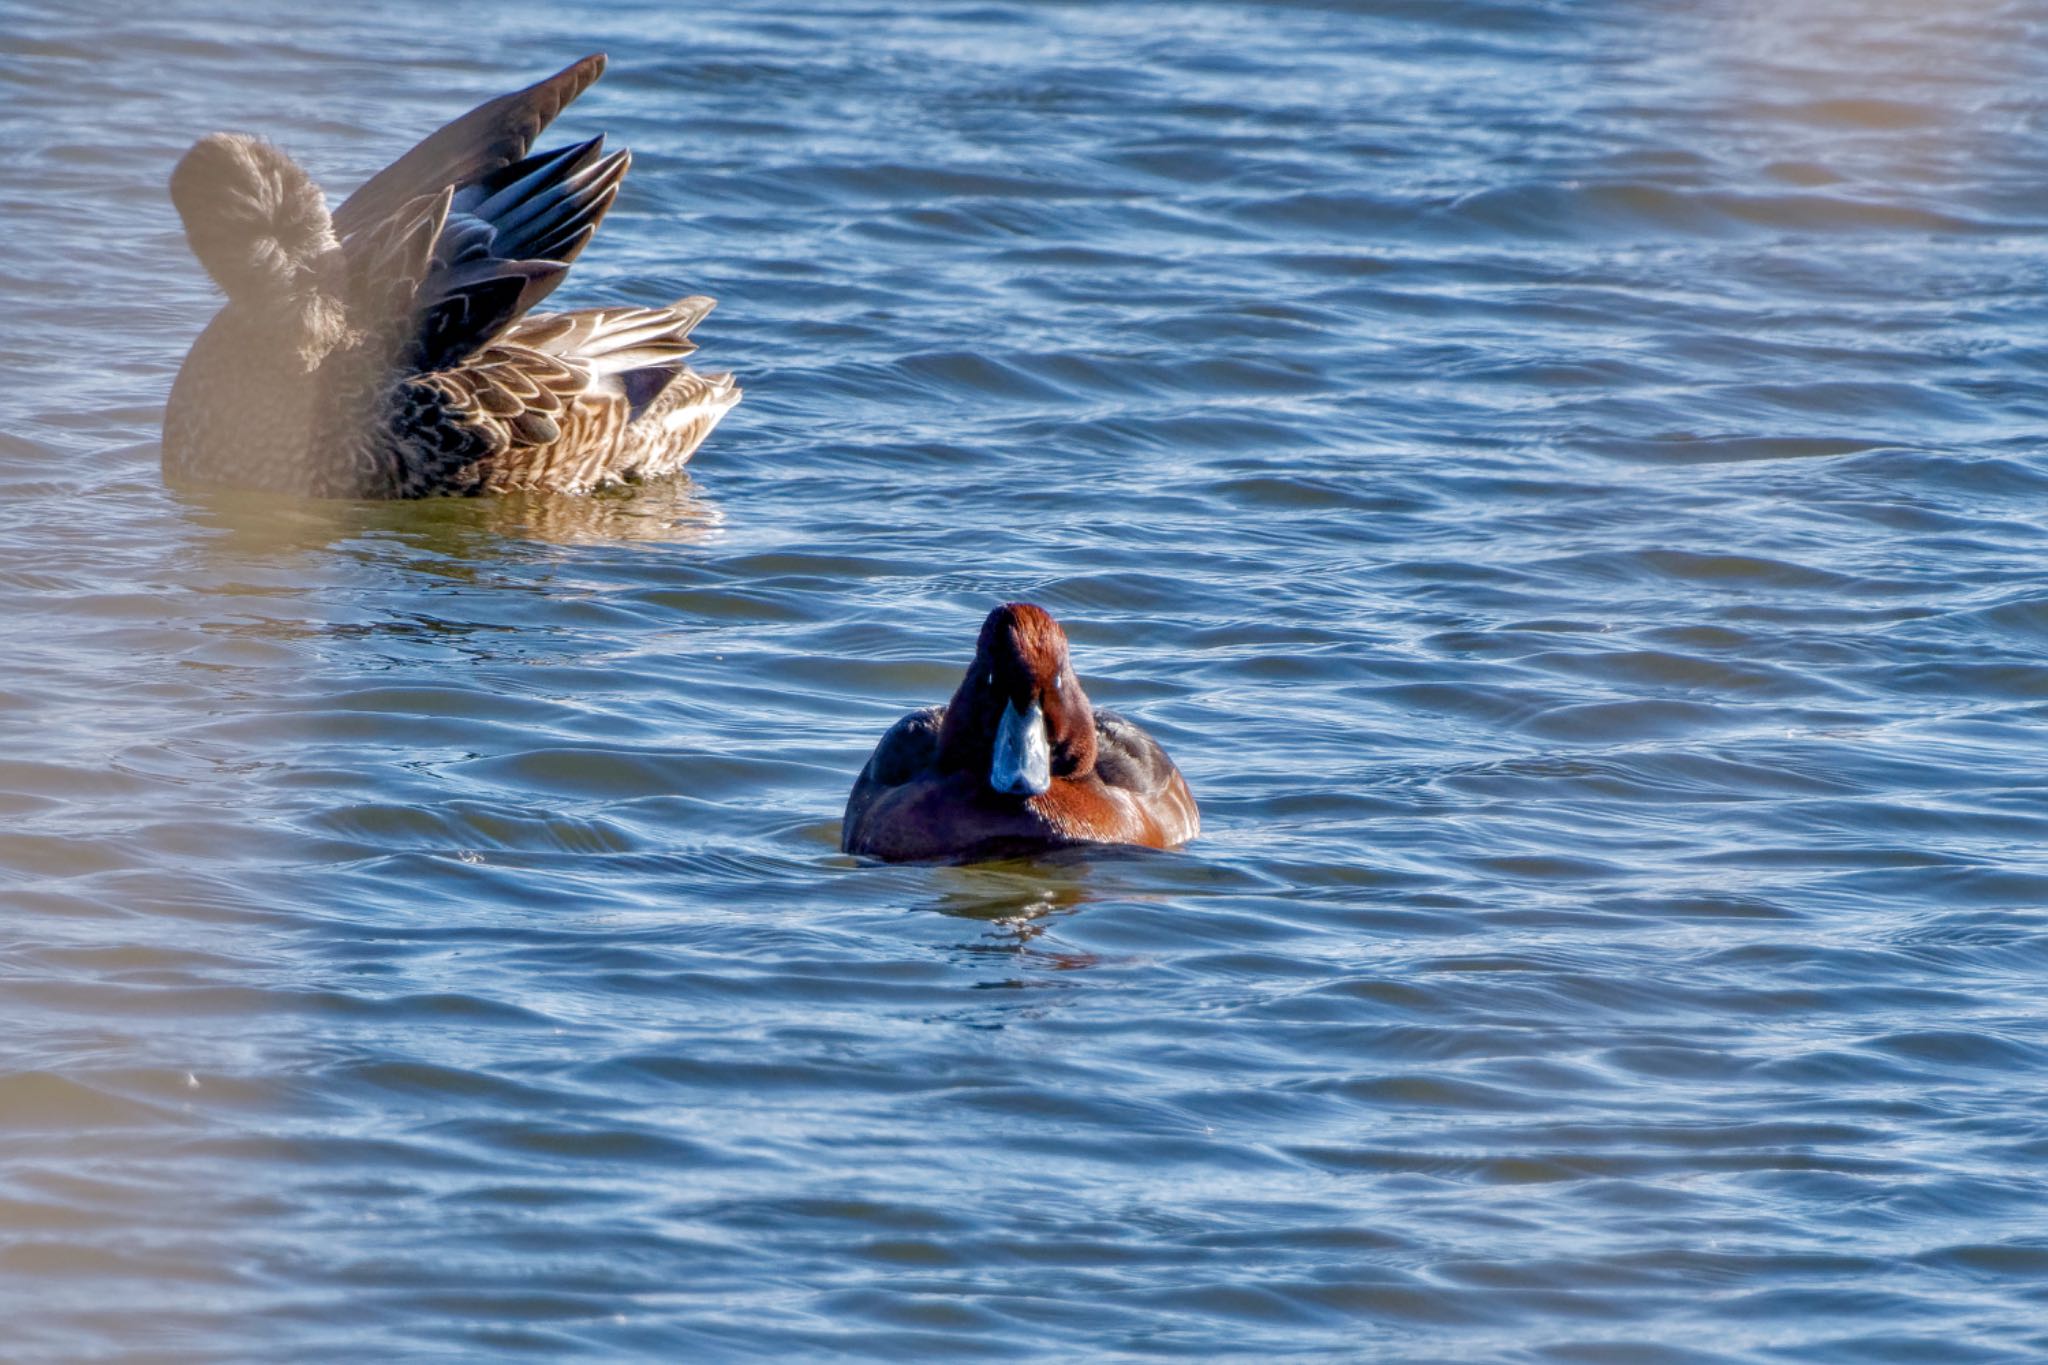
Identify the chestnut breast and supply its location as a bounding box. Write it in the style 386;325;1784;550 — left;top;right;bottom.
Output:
841;604;1199;862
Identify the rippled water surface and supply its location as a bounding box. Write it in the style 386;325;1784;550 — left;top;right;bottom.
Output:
4;0;2048;1357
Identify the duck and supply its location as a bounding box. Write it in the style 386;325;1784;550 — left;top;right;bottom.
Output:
841;603;1200;862
163;54;738;498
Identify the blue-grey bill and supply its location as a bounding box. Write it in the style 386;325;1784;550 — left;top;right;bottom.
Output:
990;698;1051;796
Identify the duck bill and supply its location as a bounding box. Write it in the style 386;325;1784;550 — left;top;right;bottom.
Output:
989;698;1051;796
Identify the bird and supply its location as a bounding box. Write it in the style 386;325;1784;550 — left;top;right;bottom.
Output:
163;54;738;498
841;603;1200;862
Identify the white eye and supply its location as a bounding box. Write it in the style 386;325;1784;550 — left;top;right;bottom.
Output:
986;672;993;686
1053;674;1063;693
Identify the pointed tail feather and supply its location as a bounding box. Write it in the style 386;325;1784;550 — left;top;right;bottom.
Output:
626;368;741;475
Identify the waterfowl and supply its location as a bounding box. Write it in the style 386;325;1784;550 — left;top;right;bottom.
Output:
842;603;1200;862
164;54;738;497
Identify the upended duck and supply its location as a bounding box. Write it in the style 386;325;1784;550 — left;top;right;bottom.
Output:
164;54;737;497
842;604;1200;862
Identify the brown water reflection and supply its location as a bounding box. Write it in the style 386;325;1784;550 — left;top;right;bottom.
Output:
175;477;724;554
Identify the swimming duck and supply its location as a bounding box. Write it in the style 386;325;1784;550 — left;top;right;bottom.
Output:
164;54;737;497
842;603;1200;862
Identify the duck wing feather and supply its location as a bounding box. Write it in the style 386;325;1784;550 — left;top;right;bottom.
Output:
332;54;606;238
1091;711;1183;798
343;134;629;374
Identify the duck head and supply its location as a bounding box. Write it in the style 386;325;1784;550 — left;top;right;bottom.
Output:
171;133;356;370
171;133;339;306
939;603;1097;798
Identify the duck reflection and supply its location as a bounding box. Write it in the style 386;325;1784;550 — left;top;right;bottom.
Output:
930;864;1094;950
460;479;724;548
910;849;1172;975
174;475;722;556
161;475;724;674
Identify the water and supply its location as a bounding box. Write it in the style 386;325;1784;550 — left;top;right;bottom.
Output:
3;0;2047;1356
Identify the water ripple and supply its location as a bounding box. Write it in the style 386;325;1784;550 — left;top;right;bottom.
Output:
0;0;2045;1357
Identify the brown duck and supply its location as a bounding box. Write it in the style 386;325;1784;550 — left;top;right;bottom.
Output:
842;603;1201;862
164;54;738;498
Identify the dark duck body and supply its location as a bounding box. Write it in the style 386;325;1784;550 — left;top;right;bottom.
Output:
841;604;1200;862
163;55;738;498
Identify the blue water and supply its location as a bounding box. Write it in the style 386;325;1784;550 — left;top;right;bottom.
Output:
3;0;2048;1357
